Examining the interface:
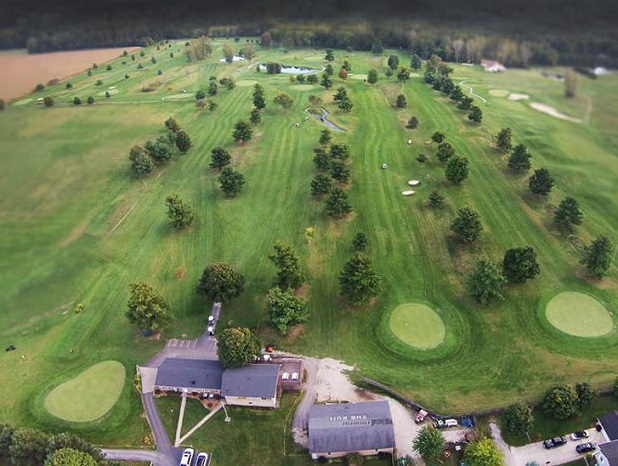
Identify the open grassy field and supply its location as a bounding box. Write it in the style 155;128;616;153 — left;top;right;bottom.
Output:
0;39;617;450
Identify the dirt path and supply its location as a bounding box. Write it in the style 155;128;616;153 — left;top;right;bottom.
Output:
459;80;487;103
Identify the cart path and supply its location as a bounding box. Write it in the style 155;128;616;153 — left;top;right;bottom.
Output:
459;80;487;103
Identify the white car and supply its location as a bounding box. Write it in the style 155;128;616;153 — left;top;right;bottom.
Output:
195;452;210;466
207;325;214;335
179;448;194;466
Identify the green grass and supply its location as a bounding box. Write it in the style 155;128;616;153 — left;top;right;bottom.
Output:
388;303;445;349
0;40;617;451
545;291;614;337
44;360;125;422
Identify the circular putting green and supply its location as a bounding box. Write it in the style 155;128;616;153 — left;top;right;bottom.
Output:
545;292;613;337
389;303;446;349
44;360;125;422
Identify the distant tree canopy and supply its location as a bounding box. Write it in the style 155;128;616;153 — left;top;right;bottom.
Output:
217;327;261;368
197;262;245;303
387;54;399;70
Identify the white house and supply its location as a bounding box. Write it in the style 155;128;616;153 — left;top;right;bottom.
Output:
481;59;506;72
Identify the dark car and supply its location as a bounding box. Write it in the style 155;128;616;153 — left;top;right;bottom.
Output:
543;436;567;449
571;430;589;440
576;442;596;454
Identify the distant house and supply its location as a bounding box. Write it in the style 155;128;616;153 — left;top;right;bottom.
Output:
594;67;609;76
481;59;506;72
594;412;618;465
308;401;395;460
155;358;224;395
222;364;281;408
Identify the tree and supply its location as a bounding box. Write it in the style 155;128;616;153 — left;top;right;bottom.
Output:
324;64;334;77
86;96;95;105
508;144;532;172
48;432;102;462
367;69;378;85
450;207;483;243
371;39;383;54
467;258;506;305
9;427;50;466
210;147;231;170
495;127;513;151
310;174;332;198
576;382;595;409
267;287;309;334
396;94;407;108
273;92;294;110
580;236;614;279
217;328;260;368
339;254;382;305
128;145;154;177
445;155;469;184
436;141;455;162
412;426;445;461
468;105;483;123
128;280;171;334
252;84;266;110
338;97;353;112
185;36;212;61
197;262;245;302
528;168;554;196
145;137;173;164
410;54;422;70
542;384;579;419
342;60;352;72
565;68;579;98
35;83;45;92
431;131;445;143
43;96;54;107
326;187;352;218
0;424;15;459
449;85;464;101
319;129;332;146
406;116;419;129
330;144;351;161
45;448;97;466
219;167;245;198
338;68;348;80
325;49;335;61
457;96;473;111
105;91;111;99
0;98;5;110
175;130;192;153
353;232;368;251
320;73;332;89
241;43;256;61
330;160;351;183
428;190;445;209
208;80;218;96
313;147;330;172
464;438;505;466
502;247;540;284
165;117;181;132
220;77;236;90
232;120;252;143
249;107;261;125
73;96;82;105
222;43;235;63
196;90;206;100
165;193;194;228
269;241;304;290
397;67;411;82
503;403;534;437
387;54;399;70
554;197;584;231
307;74;318;84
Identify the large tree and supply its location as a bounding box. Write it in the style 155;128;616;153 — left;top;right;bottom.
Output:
339;254;382;305
502;403;534;437
165;193;194;228
144;137;173;164
367;69;379;85
554;197;584;231
185;36;212;61
330;160;351;184
387;54;399;70
241;43;256;61
502;247;540;284
269;241;304;290
464;438;505;466
412;426;445;461
252;84;266;110
450;208;483;243
310;174;332;197
396;94;407;108
128;145;154;177
174;130;192;153
580;235;614;279
222;43;235;63
0;424;15;459
217;327;261;368
410;54;422;70
273;91;294;110
508;144;532;172
468;105;483;123
266;287;309;334
397;67;411;82
436;141;454;162
319;129;332;146
542;384;579;419
48;433;103;462
219;167;246;198
9;427;50;466
495;127;513;152
326;187;352;217
576;382;596;408
197;262;245;302
232;120;252;143
45;448;97;466
528;168;554;196
467;258;506;305
210;147;231;170
431;131;445;143
126;282;172;332
444;155;469;184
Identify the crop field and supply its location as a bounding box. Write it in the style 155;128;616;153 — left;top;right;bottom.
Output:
0;39;617;448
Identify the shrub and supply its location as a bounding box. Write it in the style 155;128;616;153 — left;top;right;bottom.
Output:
73;96;82;105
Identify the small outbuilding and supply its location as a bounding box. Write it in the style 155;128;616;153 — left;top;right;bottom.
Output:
308;400;395;460
481;59;506;72
221;364;281;408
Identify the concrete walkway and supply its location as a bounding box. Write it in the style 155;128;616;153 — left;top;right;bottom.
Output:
490;421;516;466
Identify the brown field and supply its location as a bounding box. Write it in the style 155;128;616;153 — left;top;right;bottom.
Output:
0;47;141;100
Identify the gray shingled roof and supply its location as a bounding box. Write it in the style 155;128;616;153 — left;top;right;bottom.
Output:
601;412;618;441
599;441;618;464
221;364;280;398
155;358;223;391
308;401;395;454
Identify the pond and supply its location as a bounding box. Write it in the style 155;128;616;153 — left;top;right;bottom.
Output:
258;64;321;74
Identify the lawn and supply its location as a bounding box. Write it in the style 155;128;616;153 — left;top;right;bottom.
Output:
0;39;617;451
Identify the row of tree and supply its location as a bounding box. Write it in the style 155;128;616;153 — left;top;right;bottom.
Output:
429;132;470;185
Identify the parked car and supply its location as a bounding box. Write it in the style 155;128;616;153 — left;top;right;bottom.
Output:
571;430;590;440
576;442;596;454
179;448;194;466
207;315;215;324
433;418;458;429
543;437;567;449
291;372;300;380
281;372;290;380
195;452;210;466
207;325;214;336
415;409;428;423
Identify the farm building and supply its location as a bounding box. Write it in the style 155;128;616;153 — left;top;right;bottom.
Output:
155;358;224;395
481;59;506;72
221;363;281;408
308;401;395;460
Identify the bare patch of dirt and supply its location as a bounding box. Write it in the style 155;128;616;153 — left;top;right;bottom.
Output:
294;283;311;299
286;324;305;343
175;266;186;280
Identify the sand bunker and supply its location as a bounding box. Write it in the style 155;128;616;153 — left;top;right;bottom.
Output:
402;190;416;196
408;180;420;186
489;89;509;97
508;93;529;101
530;102;582;123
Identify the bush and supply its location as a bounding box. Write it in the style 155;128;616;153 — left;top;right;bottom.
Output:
35;83;45;92
66;82;73;89
87;96;95;105
43;96;54;107
106;64;112;71
416;154;427;163
73;96;82;105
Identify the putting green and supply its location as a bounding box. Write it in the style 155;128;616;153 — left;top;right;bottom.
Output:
389;303;446;349
44;360;125;422
545;292;613;337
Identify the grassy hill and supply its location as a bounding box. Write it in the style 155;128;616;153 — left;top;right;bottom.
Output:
0;40;617;447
